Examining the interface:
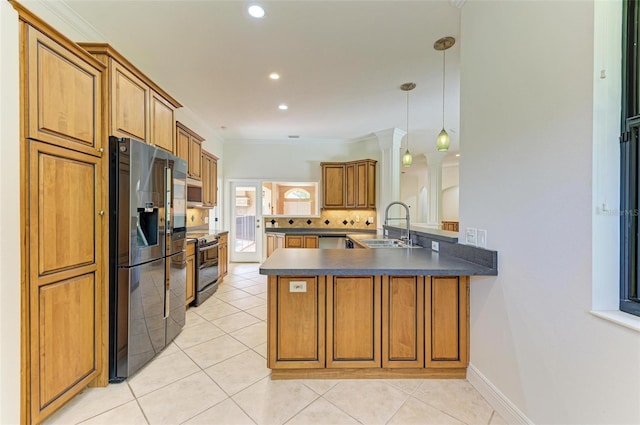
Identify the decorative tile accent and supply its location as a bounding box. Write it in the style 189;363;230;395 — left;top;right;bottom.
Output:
288;219;294;225
342;220;348;225
350;220;354;225
270;219;276;225
307;219;312;225
366;222;371;226
324;220;330;225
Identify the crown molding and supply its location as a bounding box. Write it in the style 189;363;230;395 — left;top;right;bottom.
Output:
24;0;106;41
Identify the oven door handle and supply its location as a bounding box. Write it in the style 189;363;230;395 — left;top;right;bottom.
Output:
199;243;220;252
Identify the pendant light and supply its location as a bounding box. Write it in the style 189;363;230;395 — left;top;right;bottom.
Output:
401;82;416;167
434;36;455;152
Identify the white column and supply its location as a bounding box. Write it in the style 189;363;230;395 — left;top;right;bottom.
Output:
426;153;445;227
375;128;405;216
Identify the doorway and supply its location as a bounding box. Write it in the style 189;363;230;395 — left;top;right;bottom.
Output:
229;181;262;262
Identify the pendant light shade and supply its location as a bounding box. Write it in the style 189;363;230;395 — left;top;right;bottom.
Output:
400;82;416;168
434;36;455;152
436;129;450;151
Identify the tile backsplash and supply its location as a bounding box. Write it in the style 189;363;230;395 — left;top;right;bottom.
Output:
187;208;210;228
264;209;376;230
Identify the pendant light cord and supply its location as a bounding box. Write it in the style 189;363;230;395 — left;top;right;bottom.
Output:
406;89;410;151
442;49;446;129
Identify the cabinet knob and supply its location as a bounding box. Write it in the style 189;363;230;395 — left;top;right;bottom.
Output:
99;210;105;216
98;147;104;153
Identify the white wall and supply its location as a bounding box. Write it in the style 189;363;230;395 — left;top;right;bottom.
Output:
223;140;380;181
460;1;640;424
0;2;21;423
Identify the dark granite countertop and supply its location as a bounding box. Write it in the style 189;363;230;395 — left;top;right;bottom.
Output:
259;248;497;276
265;228;376;236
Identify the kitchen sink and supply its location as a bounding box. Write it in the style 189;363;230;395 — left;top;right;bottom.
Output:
359;238;420;248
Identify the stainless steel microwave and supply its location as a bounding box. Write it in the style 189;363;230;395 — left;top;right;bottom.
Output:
186;179;203;207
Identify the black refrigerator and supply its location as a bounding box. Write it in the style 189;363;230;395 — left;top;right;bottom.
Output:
108;136;188;382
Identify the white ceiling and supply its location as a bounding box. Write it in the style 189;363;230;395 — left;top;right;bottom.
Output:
61;0;462;156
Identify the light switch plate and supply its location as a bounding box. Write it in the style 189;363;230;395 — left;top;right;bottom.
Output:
289;281;307;292
465;228;477;246
477;229;487;248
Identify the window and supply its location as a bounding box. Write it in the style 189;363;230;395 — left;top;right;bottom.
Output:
620;0;640;317
262;182;319;216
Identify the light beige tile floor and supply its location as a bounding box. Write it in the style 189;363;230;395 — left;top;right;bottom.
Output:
45;263;507;425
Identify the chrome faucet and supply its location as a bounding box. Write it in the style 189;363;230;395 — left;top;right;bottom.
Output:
384;201;411;245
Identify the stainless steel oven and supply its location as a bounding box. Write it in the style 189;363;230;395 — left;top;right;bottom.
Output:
187;232;220;306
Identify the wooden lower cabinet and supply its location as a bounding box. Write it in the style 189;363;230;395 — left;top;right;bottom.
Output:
268;276;325;369
186;242;196;306
26;140;105;423
426;276;469;368
284;235;318;248
382;276;425;368
218;234;228;279
266;233;285;258
267;273;469;379
326;276;381;368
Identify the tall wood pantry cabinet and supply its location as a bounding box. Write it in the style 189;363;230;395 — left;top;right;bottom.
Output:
14;3;109;423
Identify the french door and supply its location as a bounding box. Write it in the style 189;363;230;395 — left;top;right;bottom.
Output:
229;181;262;262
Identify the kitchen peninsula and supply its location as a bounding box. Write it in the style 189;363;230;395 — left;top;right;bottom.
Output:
260;244;497;379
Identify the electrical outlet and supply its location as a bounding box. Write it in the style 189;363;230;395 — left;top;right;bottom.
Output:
356;215;360;222
431;241;440;252
289;281;307;292
204;216;208;224
477;229;487;248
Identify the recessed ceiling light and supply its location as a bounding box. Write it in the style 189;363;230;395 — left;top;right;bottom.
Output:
269;72;280;80
278;104;288;110
455;154;460;157
248;5;265;18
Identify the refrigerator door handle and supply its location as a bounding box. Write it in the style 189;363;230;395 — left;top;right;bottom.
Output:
165;259;170;319
165;166;172;235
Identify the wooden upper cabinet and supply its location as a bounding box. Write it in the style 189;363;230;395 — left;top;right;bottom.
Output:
321;163;345;208
201;150;218;208
176;122;204;180
111;60;147;141
79;43;181;150
321;160;376;209
150;90;175;152
26;26;103;155
345;163;356;208
176;125;190;163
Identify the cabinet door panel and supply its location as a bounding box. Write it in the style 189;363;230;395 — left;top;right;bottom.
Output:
189;138;202;180
327;276;380;368
425;276;469;368
285;235;303;248
111;61;147;141
356;162;368;208
367;161;376;209
345;163;356;208
303;235;318;248
28;141;103;422
27;27;102;153
150;91;175;152
268;276;325;368
382;276;424;368
322;164;345;208
36;274;96;408
36;150;96;275
186;254;195;305
176;127;190;162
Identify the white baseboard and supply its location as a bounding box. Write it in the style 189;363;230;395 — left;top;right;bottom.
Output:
467;364;534;425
